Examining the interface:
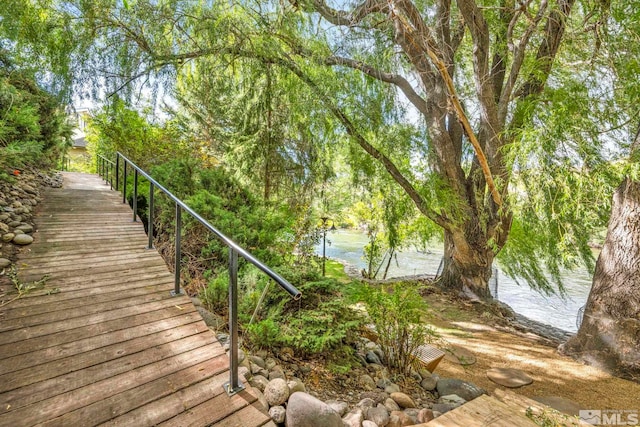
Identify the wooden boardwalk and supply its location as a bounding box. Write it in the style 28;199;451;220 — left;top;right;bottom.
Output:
0;172;273;427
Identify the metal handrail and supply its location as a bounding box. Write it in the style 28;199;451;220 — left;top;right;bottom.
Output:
96;152;301;396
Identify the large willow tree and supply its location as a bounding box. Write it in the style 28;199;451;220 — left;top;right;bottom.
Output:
13;0;633;298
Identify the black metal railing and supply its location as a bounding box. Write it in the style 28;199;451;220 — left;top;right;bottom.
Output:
96;152;301;396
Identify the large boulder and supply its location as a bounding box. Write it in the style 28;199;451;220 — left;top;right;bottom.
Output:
285;392;343;427
264;378;289;406
436;378;485;402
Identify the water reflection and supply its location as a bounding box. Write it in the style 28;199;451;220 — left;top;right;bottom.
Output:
317;229;592;332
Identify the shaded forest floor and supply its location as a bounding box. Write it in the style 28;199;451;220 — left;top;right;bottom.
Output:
424;289;640;411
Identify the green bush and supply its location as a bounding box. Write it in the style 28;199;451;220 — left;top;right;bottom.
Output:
349;281;438;375
0;59;71;174
245;269;363;357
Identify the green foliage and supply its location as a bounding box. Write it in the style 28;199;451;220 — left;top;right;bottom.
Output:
86;98;189;170
200;270;229;314
245;265;362;357
349;281;437;375
0;57;71;174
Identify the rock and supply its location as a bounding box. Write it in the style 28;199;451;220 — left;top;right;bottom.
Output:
384;384;400;394
265;357;277;370
0;223;8;233
250;362;263;375
389;392;415;409
366;350;383;365
264;378;290;406
13;229;24;235
269;369;286;381
443;345;477;365
7;221;21;228
376;378;394;389
384;397;400;413
357;398;376;410
288;377;306;394
342;409;364;427
390;411;413;426
387;414;402;427
418;408;435;423
12;234;33;245
359;374;376;390
270;405;286;424
359;392;388;404
237;349;246;364
486;367;533;388
420;375;437;391
362;421;378;427
0;258;11;268
21;184;37;195
432;403;456;414
439;394;466;407
326;400;349;417
403;408;419;421
285;392;343;427
2;233;15;243
249;375;269;392
250;355;266;369
366;405;390;426
436;378;485;402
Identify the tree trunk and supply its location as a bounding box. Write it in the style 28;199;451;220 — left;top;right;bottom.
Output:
439;230;494;300
561;178;640;382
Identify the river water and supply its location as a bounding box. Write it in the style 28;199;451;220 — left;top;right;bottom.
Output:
317;229;592;333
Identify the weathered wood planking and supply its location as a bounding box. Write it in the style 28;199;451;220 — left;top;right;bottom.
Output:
0;172;271;427
420;394;540;427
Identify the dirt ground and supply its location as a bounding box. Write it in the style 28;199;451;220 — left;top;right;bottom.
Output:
424;291;640;412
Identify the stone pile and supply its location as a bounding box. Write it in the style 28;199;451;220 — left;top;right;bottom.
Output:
210;327;486;427
0;170;62;269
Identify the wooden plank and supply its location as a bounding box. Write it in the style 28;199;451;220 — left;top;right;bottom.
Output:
493;389;591;427
209;401;272;427
47;355;231;427
18;251;162;270
0;331;218;411
0;343;223;425
0;311;203;375
0;289;173;332
0;304;197;359
98;367;232;427
2;282;173;318
2;274;174;309
421;395;540;427
0;296;191;345
17;265;171;289
20;256;166;277
159;388;263;427
19;260;169;284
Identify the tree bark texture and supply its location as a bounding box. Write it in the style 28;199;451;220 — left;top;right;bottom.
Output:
561;178;640;381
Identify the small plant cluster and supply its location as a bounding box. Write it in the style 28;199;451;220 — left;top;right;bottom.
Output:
0;266;54;308
350;281;438;376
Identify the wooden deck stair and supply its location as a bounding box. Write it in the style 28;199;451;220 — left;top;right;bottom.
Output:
0;172;274;427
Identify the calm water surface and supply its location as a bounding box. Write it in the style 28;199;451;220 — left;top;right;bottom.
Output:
317;229;592;332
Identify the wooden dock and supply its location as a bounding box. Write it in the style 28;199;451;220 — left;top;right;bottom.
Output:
0;172;273;427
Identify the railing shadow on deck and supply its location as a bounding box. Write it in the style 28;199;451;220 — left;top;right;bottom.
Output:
96;153;301;397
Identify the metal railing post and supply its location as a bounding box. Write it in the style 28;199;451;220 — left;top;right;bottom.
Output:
122;162;127;204
171;203;183;296
224;248;244;396
115;154;120;191
106;160;110;186
147;182;154;249
132;169;138;222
